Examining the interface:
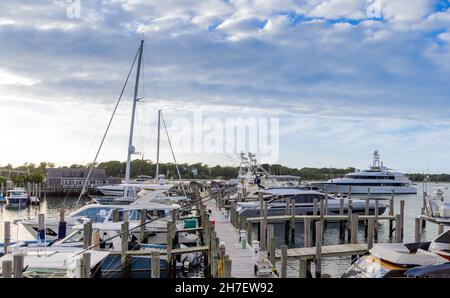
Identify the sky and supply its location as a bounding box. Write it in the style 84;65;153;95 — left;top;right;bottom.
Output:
0;0;450;173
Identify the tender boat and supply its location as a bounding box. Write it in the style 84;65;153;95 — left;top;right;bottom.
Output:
313;151;417;195
342;230;450;278
5;188;29;208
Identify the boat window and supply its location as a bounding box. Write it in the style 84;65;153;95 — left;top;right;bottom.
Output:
62;229;84;243
72;207;112;223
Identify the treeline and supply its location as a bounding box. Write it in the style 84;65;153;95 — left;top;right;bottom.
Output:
2;160;450;182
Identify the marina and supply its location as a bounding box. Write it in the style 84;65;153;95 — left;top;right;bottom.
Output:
1;1;450;284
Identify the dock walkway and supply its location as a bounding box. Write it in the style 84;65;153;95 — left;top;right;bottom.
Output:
204;197;272;278
275;244;368;260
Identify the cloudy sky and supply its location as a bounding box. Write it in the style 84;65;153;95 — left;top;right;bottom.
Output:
1;0;450;173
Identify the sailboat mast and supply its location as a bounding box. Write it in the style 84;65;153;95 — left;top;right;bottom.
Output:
124;40;144;196
155;109;161;179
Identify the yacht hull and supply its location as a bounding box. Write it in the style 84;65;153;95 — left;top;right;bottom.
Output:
313;184;417;195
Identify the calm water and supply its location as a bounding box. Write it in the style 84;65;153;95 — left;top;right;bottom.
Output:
270;182;450;277
1;183;449;277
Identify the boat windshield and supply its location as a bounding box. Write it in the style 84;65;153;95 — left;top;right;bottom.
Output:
71;206;113;223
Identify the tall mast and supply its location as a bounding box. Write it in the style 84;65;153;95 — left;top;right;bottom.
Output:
124;39;144;196
155;109;161;180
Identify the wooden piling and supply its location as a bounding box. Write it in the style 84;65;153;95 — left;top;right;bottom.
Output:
389;193;394;238
121;222;129;265
313;198;318;216
83;252;91;278
299;259;307;278
151;251;160;278
395;214;402;243
2;260;12;278
339;199;345;239
347;199;353;242
415;218;421;243
374;199;379;241
364;198;369;238
13;254;24;278
438;224;444;235
290;201;296;243
281;245;288;278
83;222;92;249
315;221;323;278
400;200;405;241
246;221;252;246
368;218;374;250
304;218;310;248
261;201;268;251
113;209;120;222
140;209;146;243
224;255;232;278
351;214;358;244
3;221;10;255
267;224;275;261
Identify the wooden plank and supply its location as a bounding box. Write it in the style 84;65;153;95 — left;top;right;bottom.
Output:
274;244;368;260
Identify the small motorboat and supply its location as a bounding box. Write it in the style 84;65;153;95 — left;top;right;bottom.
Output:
5;188;29;208
342;230;450;278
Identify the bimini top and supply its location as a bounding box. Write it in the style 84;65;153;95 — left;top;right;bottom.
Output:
369;243;447;266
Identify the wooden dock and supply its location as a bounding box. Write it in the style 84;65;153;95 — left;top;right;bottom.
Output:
275;244;368;260
204;195;273;278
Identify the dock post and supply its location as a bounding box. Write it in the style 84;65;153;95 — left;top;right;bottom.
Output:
415;218;421;243
351;214;358;244
224;255;232;278
113;209;120;222
83;221;92;249
374;199;379;241
438;224;444;235
284;198;290;244
364;198;369;238
121;221;129;264
3;221;10;255
83;252;91;278
38;213;45;244
140;209;146;243
269;228;276;267
2;260;12;278
299;259;307;278
315;221;323;278
368;218;374;250
395;214;402;243
389;192;394;238
304;218;310;248
400;200;405;241
290;201;296;243
313;198;318;216
247;220;252;246
13;254;24;278
281;245;288;278
58;209;66;239
261;201;268;251
339;199;345;240
167;221;175;278
151;251;160;278
347;200;353;242
219;244;226;278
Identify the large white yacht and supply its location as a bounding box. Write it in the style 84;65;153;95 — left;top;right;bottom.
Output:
313;151;417;195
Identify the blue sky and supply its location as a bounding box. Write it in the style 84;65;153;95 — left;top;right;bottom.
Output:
0;0;450;173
